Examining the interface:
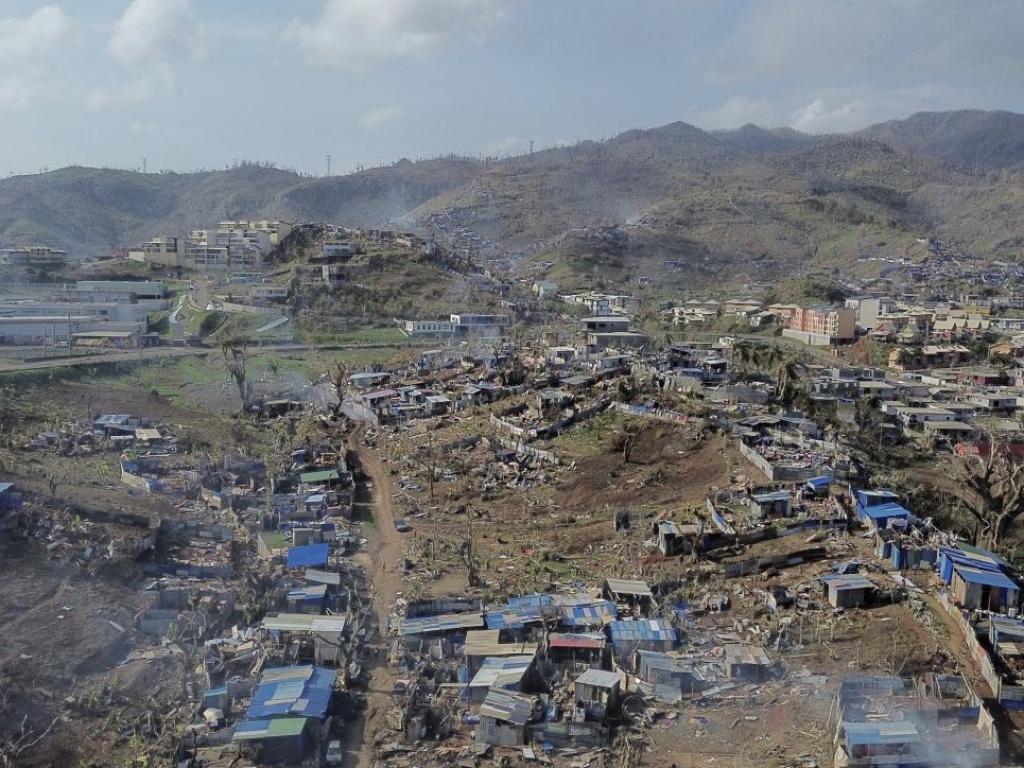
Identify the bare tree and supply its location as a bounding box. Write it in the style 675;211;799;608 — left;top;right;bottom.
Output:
619;419;649;466
220;333;253;413
950;438;1024;551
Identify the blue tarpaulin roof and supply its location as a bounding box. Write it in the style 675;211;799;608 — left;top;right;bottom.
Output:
560;600;617;628
246;665;336;720
286;543;329;568
609;619;677;643
859;502;910;521
953;564;1019;591
941;547;1005;572
806;476;831;488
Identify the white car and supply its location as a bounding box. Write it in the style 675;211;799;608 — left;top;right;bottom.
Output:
326;740;343;766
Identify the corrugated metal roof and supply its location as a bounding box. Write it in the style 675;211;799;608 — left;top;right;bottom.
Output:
304;568;341;586
843;720;920;746
954;564;1019;591
549;633;605;650
261;612;346;633
464;630;536;658
604;578;654;598
400;611;483;636
819;574;876;592
467;656;534;689
609;618;676;643
575;668;620;688
233;716;310;741
478;689;535;726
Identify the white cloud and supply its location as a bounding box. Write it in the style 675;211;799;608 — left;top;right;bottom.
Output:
86;63;174;112
361;106;404;129
0;5;74;111
109;0;197;64
0;78;33;110
696;96;780;130
789;98;869;134
288;0;510;69
0;5;73;65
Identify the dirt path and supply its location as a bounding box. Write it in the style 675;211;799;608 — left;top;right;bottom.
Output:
344;427;405;768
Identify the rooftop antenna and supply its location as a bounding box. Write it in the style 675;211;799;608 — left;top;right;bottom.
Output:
326;154;331;177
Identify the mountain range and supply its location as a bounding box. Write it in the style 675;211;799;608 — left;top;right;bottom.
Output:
2;109;1022;289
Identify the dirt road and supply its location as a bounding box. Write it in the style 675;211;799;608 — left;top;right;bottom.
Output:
344;427;405;768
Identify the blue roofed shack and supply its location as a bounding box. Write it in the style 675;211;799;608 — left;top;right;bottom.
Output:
609;618;676;666
805;476;831;497
855;490;911;530
246;665;336;720
286;543;329;569
951;564;1020;612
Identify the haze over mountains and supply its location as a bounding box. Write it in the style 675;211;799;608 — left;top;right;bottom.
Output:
3;109;1023;288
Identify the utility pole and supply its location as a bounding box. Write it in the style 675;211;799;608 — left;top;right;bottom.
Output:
326;154;331;177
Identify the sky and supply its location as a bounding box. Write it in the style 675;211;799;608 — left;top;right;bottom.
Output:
1;0;1023;177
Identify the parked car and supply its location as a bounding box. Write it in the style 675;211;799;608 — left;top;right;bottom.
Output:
393;518;411;532
326;740;343;766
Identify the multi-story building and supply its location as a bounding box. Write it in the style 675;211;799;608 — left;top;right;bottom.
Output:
127;236;184;267
782;306;856;345
217;220;293;245
0;246;69;269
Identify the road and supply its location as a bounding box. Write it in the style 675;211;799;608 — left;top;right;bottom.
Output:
0;341;426;373
343;426;405;768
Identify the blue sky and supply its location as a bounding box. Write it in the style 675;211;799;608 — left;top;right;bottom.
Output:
1;0;1023;176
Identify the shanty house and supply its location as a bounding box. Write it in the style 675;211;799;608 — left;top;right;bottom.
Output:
476;689;536;747
819;574;877;608
574;668;621;722
748;490;791;519
723;643;771;681
464;655;536;702
547;633;606;668
653;520;704;556
233;665;336;763
286;543;329;570
608;619;677;666
232;717;311;765
463;630;537;675
855;489;910;530
602;578;655;615
635;650;703;700
951;565;1020;612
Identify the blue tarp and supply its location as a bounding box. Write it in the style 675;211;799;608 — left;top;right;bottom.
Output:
806;476;831;489
286;543;329;568
246;665;336;720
